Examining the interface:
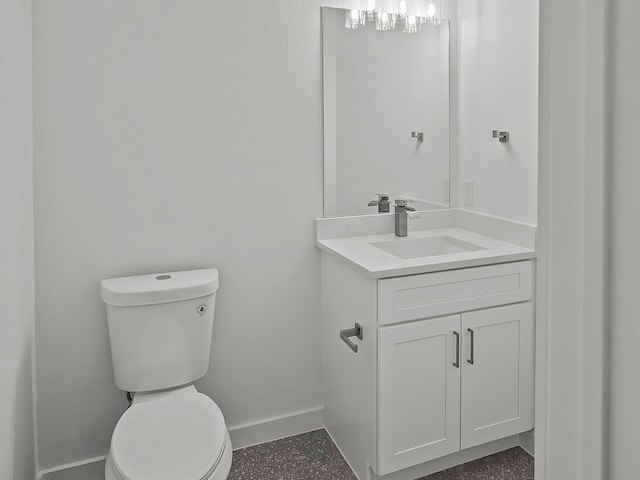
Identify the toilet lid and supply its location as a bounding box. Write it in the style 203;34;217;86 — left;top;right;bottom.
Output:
111;393;227;480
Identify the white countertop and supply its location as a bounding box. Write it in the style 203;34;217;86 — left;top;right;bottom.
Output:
317;227;535;279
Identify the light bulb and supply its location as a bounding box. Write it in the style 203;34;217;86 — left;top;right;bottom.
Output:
403;15;420;33
424;0;441;25
427;2;436;19
398;0;407;17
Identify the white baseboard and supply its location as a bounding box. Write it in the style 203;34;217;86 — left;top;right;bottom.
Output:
37;455;107;480
369;435;521;480
519;430;535;457
228;406;324;450
37;406;324;479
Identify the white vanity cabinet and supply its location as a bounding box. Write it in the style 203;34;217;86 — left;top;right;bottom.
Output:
377;303;534;475
322;255;535;480
378;315;462;474
459;303;534;450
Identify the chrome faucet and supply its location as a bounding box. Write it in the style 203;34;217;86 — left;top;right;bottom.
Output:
368;194;390;213
394;200;421;237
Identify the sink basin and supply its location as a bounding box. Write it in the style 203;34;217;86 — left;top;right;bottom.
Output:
370;235;486;259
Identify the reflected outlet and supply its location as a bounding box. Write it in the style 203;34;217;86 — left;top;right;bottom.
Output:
463;181;474;206
442;178;450;203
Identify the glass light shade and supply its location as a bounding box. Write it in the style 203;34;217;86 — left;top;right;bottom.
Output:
345;9;366;29
360;0;401;19
424;0;442;25
376;12;397;30
403;15;421;33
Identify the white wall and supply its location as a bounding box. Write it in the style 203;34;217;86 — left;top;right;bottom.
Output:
30;0;353;470
0;0;36;478
540;1;640;477
539;0;611;478
457;0;538;224
539;0;586;476
325;10;450;216
609;1;640;477
30;0;538;472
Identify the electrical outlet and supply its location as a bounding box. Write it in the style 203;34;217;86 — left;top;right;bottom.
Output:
463;180;474;206
442;178;450;203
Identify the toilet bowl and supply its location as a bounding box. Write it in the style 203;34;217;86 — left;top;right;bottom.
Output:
105;386;232;480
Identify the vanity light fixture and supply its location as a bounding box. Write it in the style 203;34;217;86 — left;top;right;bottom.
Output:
345;0;442;33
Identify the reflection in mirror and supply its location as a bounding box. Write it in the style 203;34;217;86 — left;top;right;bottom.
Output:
322;7;450;217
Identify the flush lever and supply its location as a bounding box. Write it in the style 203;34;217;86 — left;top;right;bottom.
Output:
340;324;363;353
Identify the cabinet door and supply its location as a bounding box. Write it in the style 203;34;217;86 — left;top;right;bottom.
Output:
461;303;534;449
378;315;461;475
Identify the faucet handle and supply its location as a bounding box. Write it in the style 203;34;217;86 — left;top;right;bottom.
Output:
394;199;414;208
394;199;420;218
374;193;389;202
369;194;391;211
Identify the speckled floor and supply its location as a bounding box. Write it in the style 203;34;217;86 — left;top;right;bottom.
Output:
229;429;356;480
417;447;534;480
228;429;534;480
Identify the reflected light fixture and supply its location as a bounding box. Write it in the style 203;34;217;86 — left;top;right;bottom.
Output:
345;8;366;29
376;12;396;31
345;0;442;33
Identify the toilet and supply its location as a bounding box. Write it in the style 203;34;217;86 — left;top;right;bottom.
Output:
100;268;232;480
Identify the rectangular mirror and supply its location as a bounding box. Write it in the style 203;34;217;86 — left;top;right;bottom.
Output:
322;7;451;217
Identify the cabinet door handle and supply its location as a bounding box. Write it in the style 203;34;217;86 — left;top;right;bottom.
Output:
453;331;460;368
467;328;475;365
340;323;363;353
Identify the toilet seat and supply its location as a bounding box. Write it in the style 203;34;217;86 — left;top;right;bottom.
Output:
110;392;227;480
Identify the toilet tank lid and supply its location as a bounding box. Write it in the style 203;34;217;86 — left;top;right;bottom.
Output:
101;269;219;307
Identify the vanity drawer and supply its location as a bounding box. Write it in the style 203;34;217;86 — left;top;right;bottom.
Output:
378;261;533;325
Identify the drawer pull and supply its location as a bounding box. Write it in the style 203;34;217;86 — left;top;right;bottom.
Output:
453;331;460;368
468;328;475;365
340;324;363;353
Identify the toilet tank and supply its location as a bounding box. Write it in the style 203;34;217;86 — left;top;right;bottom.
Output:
101;269;219;392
